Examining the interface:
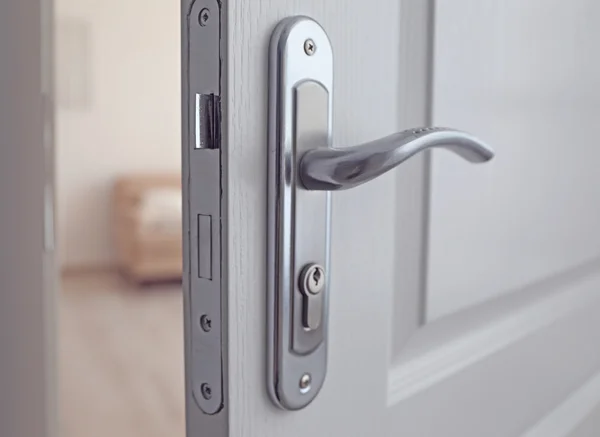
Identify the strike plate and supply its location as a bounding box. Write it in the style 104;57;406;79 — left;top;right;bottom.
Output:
267;16;333;410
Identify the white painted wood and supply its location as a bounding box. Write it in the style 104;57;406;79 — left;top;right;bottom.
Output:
570;405;600;437
389;266;600;404
188;0;600;436
427;0;600;320
0;0;57;436
523;371;600;437
226;1;407;435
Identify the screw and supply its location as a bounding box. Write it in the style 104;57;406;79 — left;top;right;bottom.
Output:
199;8;210;26
299;373;312;393
200;314;212;332
304;39;316;56
200;383;212;400
300;263;326;295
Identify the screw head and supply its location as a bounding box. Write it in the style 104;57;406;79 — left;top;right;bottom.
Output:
304;39;316;56
299;373;312;393
199;8;210;26
200;383;212;400
200;314;212;332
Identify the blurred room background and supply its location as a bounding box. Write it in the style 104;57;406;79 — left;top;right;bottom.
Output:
54;0;184;436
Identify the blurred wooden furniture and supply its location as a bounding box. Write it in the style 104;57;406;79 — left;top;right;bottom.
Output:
113;174;182;283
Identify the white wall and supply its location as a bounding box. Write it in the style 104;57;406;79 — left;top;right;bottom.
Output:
55;0;181;268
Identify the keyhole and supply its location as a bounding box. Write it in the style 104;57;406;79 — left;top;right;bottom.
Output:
300;263;325;296
312;268;321;286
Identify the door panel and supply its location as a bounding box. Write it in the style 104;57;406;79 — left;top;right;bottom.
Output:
427;0;600;321
226;1;408;436
184;1;600;436
571;403;600;437
523;371;600;437
386;1;600;434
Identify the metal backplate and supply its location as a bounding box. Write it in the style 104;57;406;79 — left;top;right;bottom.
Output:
267;16;333;410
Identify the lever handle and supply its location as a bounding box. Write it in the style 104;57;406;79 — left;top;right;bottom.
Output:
267;15;497;411
299;127;495;191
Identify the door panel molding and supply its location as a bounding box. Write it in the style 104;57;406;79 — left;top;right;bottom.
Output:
387;266;600;404
523;371;600;437
426;0;600;321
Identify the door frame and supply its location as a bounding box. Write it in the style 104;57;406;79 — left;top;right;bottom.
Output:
0;0;57;436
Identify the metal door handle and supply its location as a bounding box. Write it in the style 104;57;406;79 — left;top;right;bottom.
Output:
267;16;496;411
300;128;495;191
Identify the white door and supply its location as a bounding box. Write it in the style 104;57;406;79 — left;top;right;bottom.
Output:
183;1;600;436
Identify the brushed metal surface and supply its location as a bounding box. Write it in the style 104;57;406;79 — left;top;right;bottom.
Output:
292;82;328;348
300;127;494;191
267;16;332;410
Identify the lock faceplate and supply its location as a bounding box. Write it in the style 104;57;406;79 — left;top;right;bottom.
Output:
299;263;326;330
267;16;332;410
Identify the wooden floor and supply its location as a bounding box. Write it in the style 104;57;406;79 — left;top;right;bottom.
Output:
59;272;185;437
